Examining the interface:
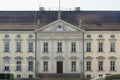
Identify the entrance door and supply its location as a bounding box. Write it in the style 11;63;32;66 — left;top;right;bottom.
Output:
57;61;63;73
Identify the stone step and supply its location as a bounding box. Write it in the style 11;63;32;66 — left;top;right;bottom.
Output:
39;73;80;78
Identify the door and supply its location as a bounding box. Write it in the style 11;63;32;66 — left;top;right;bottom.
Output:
57;61;63;73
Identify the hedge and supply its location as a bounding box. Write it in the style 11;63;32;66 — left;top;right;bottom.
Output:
105;74;120;80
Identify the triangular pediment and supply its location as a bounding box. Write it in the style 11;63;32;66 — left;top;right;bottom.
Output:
36;19;84;32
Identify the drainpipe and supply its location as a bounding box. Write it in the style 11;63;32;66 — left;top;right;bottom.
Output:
35;31;38;78
83;31;85;79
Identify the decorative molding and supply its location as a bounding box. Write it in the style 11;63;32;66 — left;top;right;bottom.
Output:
27;56;35;60
96;56;105;60
54;55;65;60
3;39;11;41
26;39;35;41
3;56;11;59
15;39;23;41
14;56;23;60
108;56;117;60
69;56;78;60
84;56;93;60
41;56;50;60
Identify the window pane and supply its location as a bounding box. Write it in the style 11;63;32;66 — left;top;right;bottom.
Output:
43;61;48;71
28;61;33;71
43;42;48;52
71;42;76;52
16;42;21;52
4;42;9;52
71;61;76;71
16;61;21;71
57;42;62;52
28;42;33;52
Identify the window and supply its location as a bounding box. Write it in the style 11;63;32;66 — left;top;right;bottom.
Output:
16;61;21;71
99;34;103;38
110;61;115;71
86;61;91;71
98;61;103;71
43;42;48;52
110;42;115;52
4;42;9;52
17;74;21;78
4;61;10;71
86;43;91;52
86;35;91;38
28;61;33;71
16;34;21;38
28;74;33;79
16;42;21;52
28;42;33;52
71;61;76;71
43;61;48;71
57;42;62;52
28;35;33;38
99;74;103;77
71;42;76;52
98;43;103;52
5;34;9;38
87;75;91;79
111;35;115;38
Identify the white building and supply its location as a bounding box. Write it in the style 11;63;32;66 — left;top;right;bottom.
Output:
0;11;120;79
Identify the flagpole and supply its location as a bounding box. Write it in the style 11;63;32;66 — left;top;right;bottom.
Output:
58;0;61;19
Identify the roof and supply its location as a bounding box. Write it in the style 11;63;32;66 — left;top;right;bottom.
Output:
0;11;120;31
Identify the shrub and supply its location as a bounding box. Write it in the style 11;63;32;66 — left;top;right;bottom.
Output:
105;74;120;80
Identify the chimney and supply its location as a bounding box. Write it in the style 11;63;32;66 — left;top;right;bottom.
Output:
79;18;83;28
39;7;44;11
37;19;40;28
75;7;80;11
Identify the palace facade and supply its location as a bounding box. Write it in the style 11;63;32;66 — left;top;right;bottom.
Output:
0;10;120;79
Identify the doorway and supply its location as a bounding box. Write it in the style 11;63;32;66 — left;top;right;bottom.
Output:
57;61;63;73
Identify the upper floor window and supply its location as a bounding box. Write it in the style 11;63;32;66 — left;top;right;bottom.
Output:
16;61;21;71
98;42;103;52
16;42;21;52
86;43;91;52
86;35;91;38
43;61;48;71
110;61;115;71
28;61;33;71
57;42;62;52
43;42;48;52
71;42;76;52
16;34;21;38
86;61;91;71
4;42;9;52
29;74;33;79
28;35;33;38
111;35;115;38
110;42;115;52
28;42;33;52
98;34;103;38
71;61;76;71
4;34;9;38
98;61;103;71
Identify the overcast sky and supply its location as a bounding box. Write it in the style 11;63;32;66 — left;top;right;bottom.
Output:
0;0;120;11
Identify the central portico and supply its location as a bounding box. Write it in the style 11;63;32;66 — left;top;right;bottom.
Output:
36;19;84;75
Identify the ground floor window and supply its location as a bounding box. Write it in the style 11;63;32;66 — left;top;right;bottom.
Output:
71;61;76;71
43;61;48;71
29;74;33;79
17;74;21;78
99;74;103;77
87;75;91;79
4;61;10;71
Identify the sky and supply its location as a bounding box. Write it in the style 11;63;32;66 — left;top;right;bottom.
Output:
0;0;120;11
